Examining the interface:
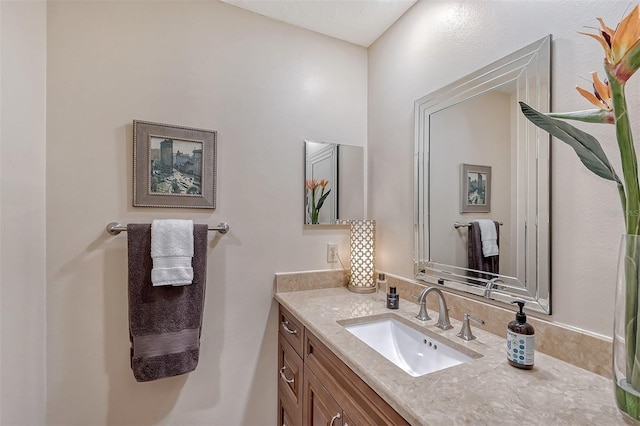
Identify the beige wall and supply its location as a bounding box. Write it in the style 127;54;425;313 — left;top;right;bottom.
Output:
0;1;47;425
46;1;365;424
368;0;639;337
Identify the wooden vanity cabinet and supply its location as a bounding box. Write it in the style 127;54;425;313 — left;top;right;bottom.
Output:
277;304;409;426
278;400;297;426
304;332;409;426
278;333;303;426
303;365;343;425
278;307;305;426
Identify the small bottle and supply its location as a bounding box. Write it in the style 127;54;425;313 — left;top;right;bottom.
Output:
377;273;388;297
507;300;535;369
387;286;399;309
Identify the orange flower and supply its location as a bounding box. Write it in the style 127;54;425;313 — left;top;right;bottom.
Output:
576;72;611;110
306;179;319;190
581;6;640;82
571;72;615;124
319;179;329;188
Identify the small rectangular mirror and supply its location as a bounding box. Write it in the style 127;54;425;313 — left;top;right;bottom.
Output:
304;140;364;226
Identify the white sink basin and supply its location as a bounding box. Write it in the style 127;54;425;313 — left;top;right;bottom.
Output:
341;315;481;377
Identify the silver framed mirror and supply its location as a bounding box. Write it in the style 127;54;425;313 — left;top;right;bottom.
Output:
414;35;551;314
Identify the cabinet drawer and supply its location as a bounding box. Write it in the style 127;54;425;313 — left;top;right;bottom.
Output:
278;333;303;425
279;306;304;357
305;331;409;425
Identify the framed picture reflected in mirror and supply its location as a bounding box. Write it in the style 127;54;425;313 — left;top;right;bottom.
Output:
460;163;491;213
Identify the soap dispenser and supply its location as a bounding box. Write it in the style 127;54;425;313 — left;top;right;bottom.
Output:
507;300;535;369
387;286;399;309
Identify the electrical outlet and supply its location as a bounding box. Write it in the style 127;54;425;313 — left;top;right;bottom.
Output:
327;243;338;263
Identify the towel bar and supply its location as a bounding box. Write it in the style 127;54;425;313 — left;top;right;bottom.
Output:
454;221;503;229
106;222;230;236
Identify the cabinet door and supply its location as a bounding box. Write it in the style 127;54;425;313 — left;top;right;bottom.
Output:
279;333;303;425
303;365;343;426
342;413;356;426
305;331;409;425
278;391;298;426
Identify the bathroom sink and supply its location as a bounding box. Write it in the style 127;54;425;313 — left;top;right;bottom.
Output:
340;315;481;377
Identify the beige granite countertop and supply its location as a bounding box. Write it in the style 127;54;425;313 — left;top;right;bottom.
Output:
275;287;625;425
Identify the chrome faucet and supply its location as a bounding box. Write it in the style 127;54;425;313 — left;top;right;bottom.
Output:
415;287;453;330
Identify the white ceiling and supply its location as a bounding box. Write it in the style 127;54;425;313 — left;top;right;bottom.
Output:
219;0;417;47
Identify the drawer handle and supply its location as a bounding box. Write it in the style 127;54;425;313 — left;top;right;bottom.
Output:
281;320;298;335
330;412;341;426
279;366;294;384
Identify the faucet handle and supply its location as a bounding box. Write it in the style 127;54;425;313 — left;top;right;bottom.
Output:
456;313;484;341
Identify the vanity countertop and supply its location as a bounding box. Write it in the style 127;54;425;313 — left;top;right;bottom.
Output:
275;286;624;425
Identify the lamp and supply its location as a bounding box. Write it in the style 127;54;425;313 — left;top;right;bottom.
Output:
346;219;376;293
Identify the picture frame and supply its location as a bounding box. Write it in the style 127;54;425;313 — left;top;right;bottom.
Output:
133;120;217;209
460;163;491;213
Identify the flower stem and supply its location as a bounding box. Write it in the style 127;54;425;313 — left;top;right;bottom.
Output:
311;188;318;224
619;183;628;229
608;74;640;235
609;70;640;392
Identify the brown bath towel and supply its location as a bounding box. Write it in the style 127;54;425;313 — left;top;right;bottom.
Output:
467;220;500;280
127;223;208;382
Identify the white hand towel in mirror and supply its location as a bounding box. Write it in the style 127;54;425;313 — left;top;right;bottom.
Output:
476;219;499;257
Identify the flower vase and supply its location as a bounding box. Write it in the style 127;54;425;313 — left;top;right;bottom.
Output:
614;234;640;422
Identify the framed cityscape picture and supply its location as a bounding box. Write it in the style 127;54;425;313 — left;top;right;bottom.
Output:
460;163;491;213
133;120;217;208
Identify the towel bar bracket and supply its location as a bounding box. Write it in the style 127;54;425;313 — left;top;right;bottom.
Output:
106;222;230;236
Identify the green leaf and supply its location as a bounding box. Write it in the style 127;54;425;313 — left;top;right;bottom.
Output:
547;109;613;124
316;189;331;210
519;102;621;183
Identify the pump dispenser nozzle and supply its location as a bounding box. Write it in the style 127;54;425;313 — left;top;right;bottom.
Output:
512;300;527;323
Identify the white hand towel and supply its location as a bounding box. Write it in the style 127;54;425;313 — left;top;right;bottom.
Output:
151;219;194;286
476;219;499;257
